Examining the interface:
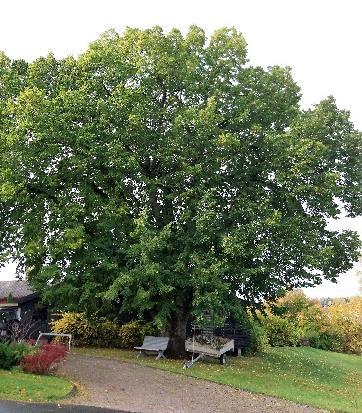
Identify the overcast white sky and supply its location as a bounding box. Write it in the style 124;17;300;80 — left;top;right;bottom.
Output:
0;0;361;297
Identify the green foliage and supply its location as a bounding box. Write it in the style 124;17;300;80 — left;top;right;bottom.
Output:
260;291;316;347
93;319;124;348
0;341;31;370
51;312;157;348
6;292;13;303
246;317;270;353
324;297;362;354
51;312;121;347
308;330;344;352
261;291;362;355
0;26;361;353
259;314;304;347
271;289;317;318
119;320;158;348
269;290;325;342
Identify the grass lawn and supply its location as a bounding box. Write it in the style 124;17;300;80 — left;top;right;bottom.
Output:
0;369;74;402
75;346;362;413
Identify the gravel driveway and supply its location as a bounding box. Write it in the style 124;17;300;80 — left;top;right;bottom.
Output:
59;354;325;413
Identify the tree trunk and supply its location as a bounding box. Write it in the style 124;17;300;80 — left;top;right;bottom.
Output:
166;307;190;357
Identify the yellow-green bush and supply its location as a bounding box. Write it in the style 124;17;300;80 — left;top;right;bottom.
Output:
51;313;99;346
52;313;122;347
324;297;362;355
119;320;157;348
51;313;157;348
260;291;362;355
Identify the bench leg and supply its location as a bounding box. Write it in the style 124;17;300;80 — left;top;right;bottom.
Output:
137;350;144;358
156;350;166;360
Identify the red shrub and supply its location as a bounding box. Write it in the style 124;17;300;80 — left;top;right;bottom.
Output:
21;343;68;374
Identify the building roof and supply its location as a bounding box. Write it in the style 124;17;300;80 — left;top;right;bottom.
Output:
0;280;35;301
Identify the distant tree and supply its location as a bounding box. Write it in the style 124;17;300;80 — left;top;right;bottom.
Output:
357;256;362;295
0;27;361;354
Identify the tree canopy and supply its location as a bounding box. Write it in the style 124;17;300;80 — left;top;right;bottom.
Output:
0;26;361;351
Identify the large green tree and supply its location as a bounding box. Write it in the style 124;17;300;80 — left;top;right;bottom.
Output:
0;27;361;353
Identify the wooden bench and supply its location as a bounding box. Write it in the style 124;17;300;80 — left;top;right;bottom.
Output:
135;336;170;360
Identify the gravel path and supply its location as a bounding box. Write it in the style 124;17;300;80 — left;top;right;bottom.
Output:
59;354;325;413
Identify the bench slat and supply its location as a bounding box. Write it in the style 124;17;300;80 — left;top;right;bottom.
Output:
135;336;169;351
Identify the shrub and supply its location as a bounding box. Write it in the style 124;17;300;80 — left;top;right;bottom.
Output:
0;341;32;370
247;318;269;353
260;292;362;355
51;312;121;347
51;313;97;347
52;312;158;348
308;330;344;351
261;290;327;348
324;297;362;355
93;319;124;348
259;314;304;347
271;290;318;319
20;343;68;375
271;290;325;340
119;321;157;348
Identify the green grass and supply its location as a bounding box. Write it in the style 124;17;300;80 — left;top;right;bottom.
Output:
0;369;74;402
75;346;362;413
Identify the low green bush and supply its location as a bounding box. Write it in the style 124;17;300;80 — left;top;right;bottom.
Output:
259;314;304;347
247;318;270;353
308;330;344;351
119;320;157;348
0;341;31;370
91;319;123;348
